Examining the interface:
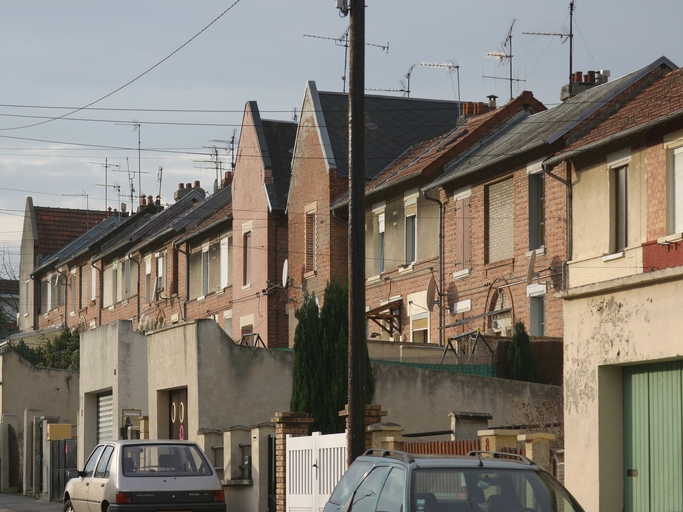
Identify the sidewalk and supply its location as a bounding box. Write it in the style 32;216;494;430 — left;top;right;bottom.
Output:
0;493;62;512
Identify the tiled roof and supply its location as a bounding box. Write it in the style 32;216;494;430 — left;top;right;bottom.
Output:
317;90;463;179
34;207;108;258
425;57;678;190
262;119;297;211
34;214;124;270
0;279;19;296
559;66;683;154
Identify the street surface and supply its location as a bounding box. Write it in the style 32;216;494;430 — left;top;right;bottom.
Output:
0;493;62;512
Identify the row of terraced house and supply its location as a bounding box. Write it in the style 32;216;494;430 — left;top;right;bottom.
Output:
9;55;683;511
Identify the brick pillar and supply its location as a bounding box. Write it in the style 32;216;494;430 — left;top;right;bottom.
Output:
339;404;387;450
367;422;404;451
517;433;555;472
272;412;314;512
477;429;520;453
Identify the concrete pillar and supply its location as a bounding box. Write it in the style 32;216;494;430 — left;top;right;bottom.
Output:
367;422;404;451
23;409;42;497
272;412;313;512
251;423;276;512
477;429;520;453
517;433;555;472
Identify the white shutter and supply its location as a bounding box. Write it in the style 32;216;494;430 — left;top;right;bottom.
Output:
220;237;229;289
91;264;97;302
97;392;114;442
674;147;683;233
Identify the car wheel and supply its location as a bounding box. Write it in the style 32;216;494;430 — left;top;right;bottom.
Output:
64;499;75;512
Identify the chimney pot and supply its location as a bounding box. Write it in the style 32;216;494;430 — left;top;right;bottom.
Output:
141;196;147;206
148;195;153;205
178;183;185;190
587;70;596;83
186;183;192;190
574;71;583;83
194;180;200;188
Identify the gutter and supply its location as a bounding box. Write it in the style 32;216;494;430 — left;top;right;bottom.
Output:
423;189;444;347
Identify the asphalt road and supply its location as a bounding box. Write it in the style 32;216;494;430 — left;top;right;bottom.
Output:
0;493;62;512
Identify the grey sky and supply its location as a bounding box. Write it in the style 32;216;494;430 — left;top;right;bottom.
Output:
1;0;681;267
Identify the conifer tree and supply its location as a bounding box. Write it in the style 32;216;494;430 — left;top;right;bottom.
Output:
507;321;540;382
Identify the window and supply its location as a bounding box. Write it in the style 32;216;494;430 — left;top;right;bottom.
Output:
24;280;29;316
83;445;105;478
70;270;77;314
529;172;545;251
94;445;115;479
351;467;390;512
156;252;166;297
91;263;97;302
80;265;88;309
454;187;471;274
530;296;545;336
613;165;628;252
411;314;428;343
243;231;251;286
669;146;683;234
376;467;406;512
112;262;118;305
224;310;233;339
305;210;316;273
405;194;417;265
46;273;52;311
486;179;514;263
201;245;210;297
123;258;131;301
145;257;152;303
220;236;232;288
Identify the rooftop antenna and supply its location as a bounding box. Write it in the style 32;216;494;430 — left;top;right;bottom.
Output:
484;19;525;101
157;167;163;206
116;120;143;204
113;156;150;212
421;61;461;116
62;189;91;222
304;28;389;93
523;1;575;97
86;158;120;212
94;182;121;216
198;143;228;192
368;64;416;97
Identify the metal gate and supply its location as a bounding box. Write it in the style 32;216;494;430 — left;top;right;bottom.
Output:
50;439;78;500
624;361;683;512
8;424;21;491
286;432;346;512
97;391;113;442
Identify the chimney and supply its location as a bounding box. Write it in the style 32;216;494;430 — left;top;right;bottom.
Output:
222;171;234;189
562;69;609;102
487;95;498;110
587;70;596;83
574;71;583;83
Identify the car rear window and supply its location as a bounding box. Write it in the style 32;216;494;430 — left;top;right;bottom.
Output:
122;443;213;477
412;468;583;512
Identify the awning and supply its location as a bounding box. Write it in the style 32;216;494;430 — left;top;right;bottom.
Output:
366;298;403;337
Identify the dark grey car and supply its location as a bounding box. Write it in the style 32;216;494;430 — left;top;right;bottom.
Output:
323;449;584;512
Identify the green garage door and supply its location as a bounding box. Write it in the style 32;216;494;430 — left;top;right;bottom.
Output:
624;361;683;512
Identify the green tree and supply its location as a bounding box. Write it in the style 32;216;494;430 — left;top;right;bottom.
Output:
507;321;540;382
5;329;79;370
291;276;374;434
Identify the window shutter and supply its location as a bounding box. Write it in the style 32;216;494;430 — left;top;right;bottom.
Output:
220;237;229;289
529;175;540;250
674;148;683;233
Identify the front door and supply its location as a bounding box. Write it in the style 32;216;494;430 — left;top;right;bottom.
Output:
624;361;683;511
169;388;188;440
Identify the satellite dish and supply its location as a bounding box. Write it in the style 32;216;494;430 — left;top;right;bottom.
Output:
426;276;437;311
526;251;537;284
282;259;289;288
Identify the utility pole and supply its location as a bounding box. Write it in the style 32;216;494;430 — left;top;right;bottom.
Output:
346;0;366;465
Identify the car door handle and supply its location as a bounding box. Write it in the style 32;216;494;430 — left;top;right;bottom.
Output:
101;483;105;488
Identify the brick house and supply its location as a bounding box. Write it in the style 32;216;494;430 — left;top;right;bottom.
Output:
231;101;296;347
419;62;670;349
330;92;546;347
19;198;107;333
286;81;463;344
542;58;683;511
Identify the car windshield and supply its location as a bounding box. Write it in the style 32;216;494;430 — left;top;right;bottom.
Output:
411;467;583;512
122;443;212;477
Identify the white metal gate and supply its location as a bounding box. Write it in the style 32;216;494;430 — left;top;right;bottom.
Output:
286;432;346;512
97;391;113;442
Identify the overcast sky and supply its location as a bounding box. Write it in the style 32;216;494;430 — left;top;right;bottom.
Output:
1;0;682;269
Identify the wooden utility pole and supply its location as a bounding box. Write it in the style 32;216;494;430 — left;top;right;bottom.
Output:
347;0;367;466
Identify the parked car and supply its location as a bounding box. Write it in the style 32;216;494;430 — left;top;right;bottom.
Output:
323;449;584;512
63;439;225;512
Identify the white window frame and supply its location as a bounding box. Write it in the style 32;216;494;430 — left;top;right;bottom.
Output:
670;146;683;235
91;263;97;302
220;235;231;289
70;268;77;315
373;201;386;275
607;149;631;254
155;252;165;298
201;243;210;298
404;191;418;266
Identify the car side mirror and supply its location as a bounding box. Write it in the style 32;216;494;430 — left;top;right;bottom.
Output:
68;469;83;479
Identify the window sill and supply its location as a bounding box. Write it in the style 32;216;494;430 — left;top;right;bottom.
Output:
453;268;471;280
241;284;251;291
602;251;624;262
398;264;414;275
657;233;683;245
222;479;252;487
108;306;115;311
367;274;381;284
197;295;206;302
304;270;316;279
216;289;225;296
69;311;76;317
526;246;546;257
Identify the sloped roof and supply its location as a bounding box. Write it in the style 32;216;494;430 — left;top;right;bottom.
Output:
316;89;463;179
262;119;297;211
0;279;19;296
550;65;683;159
34;206;108;258
34;214;124;271
331;91;547;209
425;57;678;190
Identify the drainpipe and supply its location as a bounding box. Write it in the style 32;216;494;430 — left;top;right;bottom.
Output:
173;241;189;322
91;260;102;327
127;255;141;326
422;189;444;347
56;269;68;329
543;160;572;290
29;274;40;331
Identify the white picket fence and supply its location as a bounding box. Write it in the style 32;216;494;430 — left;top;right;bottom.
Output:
286;432;347;512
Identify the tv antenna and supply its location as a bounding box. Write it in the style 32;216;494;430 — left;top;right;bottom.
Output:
523;2;575;97
197;143;228;192
421;61;461;115
112;156;150;212
95;182;122;214
87;158;120;212
116;120;144;203
304;28;389;93
484;20;525;101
